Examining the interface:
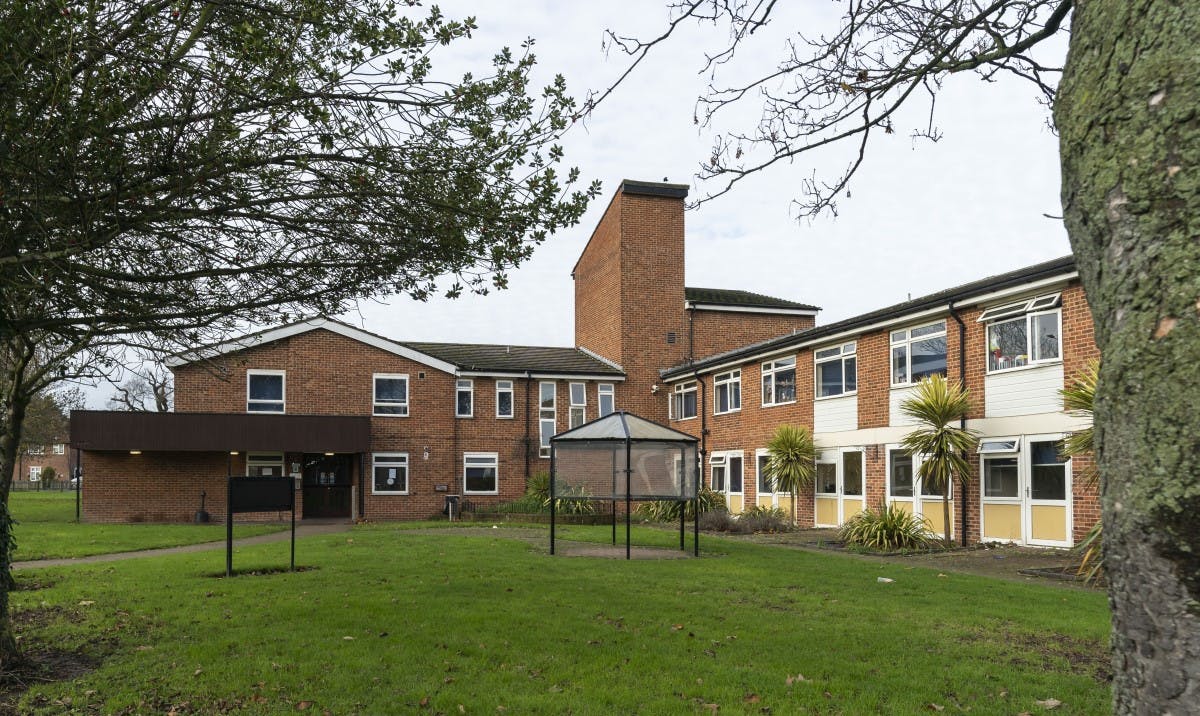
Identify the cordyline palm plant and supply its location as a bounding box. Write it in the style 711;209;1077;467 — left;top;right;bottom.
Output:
765;424;817;526
900;375;978;546
1062;360;1100;583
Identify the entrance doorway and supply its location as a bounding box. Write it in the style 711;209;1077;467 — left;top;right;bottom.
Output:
980;435;1072;546
709;451;744;513
814;449;866;527
302;453;353;519
886;447;954;538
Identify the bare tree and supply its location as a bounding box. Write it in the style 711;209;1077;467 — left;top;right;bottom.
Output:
107;360;173;412
597;1;1199;711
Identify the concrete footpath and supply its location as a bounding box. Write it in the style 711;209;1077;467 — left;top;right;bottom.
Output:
12;522;353;570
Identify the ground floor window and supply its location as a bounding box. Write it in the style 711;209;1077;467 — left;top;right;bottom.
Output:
372;453;409;495
28;466;42;482
464;453;498;495
247;453;284;476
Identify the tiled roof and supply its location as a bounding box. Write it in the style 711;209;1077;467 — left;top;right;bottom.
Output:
401;342;623;376
684;287;819;311
663;255;1077;379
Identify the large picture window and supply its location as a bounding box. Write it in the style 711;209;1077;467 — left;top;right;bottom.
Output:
814;342;857;398
761;357;796;406
539;382;555;458
985;306;1061;372
888;451;914;497
463;453;498;494
671;381;697;420
890;322;947;385
373;374;409;416
372;453;409;494
247;370;285;413
714;370;741;414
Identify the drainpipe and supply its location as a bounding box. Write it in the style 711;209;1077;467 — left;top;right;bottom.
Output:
693;368;708;475
524;370;533;483
948;301;968;547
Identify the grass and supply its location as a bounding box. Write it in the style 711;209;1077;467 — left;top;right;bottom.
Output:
10;491;286;561
10;523;1111;714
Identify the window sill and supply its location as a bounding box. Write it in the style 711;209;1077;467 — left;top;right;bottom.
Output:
373;412;410;418
456;415;474;419
496;415;515;420
761;400;797;408
673;415;698;422
814;392;857;402
372;490;409;496
464;490;499;496
986;359;1062;376
713;408;742;416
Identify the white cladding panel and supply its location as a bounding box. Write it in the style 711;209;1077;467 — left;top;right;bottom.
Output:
814;395;858;434
889;386;919;427
984;364;1065;417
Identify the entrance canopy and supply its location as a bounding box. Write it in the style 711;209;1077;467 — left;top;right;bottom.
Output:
550;411;698;501
70;410;370;453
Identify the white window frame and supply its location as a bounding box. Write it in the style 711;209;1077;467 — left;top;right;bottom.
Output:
29;466;42;482
714;370;742;415
671;381;698;420
456;379;474;418
372;452;410;495
27;445;45;456
755;448;776;499
53;444;65;455
979;433;1073;547
463;452;499;495
985;308;1063;374
597;383;615;417
569;382;587;428
977;292;1062;322
889;322;948;387
978;436;1022;454
814;342;857;399
496;380;514;419
761;357;797;407
246;370;286;413
539;382;556;458
372;373;410;417
246;452;284;477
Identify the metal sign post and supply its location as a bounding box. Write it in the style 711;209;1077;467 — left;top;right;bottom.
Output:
227;476;296;577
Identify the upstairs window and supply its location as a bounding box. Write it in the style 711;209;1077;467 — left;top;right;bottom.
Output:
671;382;697;420
761;357;796;406
891;322;947;385
496;380;514;419
714;370;741;414
597;383;615;417
569;382;587;428
373;374;409;416
814;342;857;398
456;379;474;417
982;294;1062;372
539;382;555;458
247;370;285;413
53;444;65;455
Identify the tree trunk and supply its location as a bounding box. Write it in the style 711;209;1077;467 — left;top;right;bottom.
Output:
0;378;30;669
1056;1;1200;711
942;491;951;547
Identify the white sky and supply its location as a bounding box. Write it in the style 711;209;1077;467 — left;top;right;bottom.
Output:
90;2;1072;406
350;1;1071;347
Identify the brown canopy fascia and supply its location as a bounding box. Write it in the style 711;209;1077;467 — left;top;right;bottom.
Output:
70;410;371;453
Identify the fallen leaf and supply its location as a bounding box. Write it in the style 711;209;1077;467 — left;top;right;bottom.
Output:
927;704;944;711
1035;698;1062;709
419;696;429;708
458;706;466;714
671;624;684;631
342;636;355;641
193;668;203;676
296;702;312;711
79;600;95;606
786;674;809;685
743;693;760;704
703;703;719;712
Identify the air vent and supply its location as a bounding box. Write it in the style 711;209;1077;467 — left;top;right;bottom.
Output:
418;372;426;380
666;332;677;344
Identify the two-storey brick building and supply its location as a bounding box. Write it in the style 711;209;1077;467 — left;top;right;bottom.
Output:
72;178;1098;546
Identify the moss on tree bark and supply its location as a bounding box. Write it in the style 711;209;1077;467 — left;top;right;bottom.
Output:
1056;1;1200;711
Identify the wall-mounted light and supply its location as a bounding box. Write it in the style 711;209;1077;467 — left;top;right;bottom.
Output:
129;450;142;455
229;451;239;456
324;452;334;456
650;384;660;394
422;446;430;461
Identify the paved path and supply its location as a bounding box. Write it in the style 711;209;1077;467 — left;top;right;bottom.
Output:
12;522;353;570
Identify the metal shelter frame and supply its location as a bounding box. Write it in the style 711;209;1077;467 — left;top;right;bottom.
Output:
549;410;701;559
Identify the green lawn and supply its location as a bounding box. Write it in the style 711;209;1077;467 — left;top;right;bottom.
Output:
10;491;286;560
10;524;1111;713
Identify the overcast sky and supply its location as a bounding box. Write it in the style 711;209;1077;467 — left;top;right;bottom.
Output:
90;3;1072;406
347;1;1071;349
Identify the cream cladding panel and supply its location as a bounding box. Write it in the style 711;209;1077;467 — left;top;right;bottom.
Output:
984;364;1064;417
814;395;857;433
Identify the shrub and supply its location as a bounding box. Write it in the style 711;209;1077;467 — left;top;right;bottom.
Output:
839;503;933;551
738;505;793;534
524;471;598;515
635;486;725;522
40;466;58;486
697;504;736;532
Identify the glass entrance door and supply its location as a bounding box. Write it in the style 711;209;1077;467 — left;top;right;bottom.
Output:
710;452;744;513
980;436;1071;547
815;449;866;527
302;453;353;519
